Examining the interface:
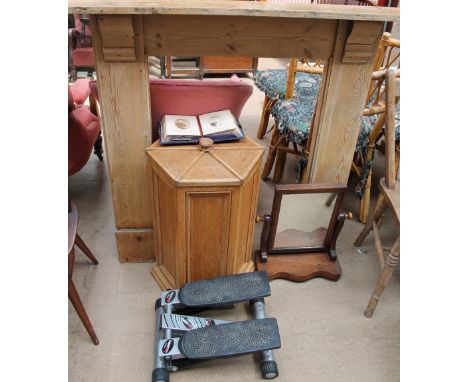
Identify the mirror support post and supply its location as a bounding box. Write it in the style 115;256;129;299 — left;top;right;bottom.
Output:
257;215;272;263
328;212;352;261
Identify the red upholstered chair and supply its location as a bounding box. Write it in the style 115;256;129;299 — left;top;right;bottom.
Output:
68;14;95;81
68;87;101;176
68;87;101;344
69;79;104;161
89;75;253;142
69;78;91;106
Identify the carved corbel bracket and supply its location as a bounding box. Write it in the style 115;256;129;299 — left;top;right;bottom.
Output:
342;21;382;64
97;15;144;62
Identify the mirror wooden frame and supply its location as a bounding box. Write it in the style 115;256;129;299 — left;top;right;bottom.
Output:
256;183;351;281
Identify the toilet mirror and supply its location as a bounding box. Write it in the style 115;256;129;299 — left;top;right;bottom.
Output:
273;192;335;250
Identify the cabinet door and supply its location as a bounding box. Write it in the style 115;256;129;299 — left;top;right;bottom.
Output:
185;191;231;281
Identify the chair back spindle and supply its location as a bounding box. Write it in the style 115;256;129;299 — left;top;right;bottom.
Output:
384;67;398;189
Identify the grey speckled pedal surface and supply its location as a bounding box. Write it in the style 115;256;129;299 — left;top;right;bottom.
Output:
179;272;271;307
178;318;281;359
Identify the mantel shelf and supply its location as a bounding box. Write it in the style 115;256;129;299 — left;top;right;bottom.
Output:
68;0;399;22
78;0;398;262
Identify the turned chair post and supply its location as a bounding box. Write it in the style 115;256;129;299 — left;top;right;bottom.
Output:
354;67;400;317
364;236;400;317
356;33;400;223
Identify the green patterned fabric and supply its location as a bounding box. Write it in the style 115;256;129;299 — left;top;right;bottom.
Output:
259;69;401;186
254;69;322;100
270;96;316;146
355;102;400;197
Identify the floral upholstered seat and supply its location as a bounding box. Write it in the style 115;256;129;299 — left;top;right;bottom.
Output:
271;93;400;182
270;96;316;146
254;69;322;100
356;103;400;153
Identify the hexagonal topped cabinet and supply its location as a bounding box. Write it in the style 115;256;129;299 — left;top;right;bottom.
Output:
146;137;264;289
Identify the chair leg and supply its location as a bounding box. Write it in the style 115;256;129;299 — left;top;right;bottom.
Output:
75;233;99;265
359;169;372;224
272;140;289;183
93;133;104;161
257;96;272;139
354;193;387;247
364;236;400;318
69;277;99;345
261;129;284;180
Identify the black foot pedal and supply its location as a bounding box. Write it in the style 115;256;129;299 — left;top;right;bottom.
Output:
179;271;270;308
178;318;281;360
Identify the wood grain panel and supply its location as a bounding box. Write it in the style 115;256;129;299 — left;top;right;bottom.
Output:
155;175;177;280
307;20;382;184
231;167;260;272
143;14;337;58
98;15;135;47
203;56;253;70
115;229;154;262
90;15;153;232
102;47;136;61
69;1;400;22
186;192;231;282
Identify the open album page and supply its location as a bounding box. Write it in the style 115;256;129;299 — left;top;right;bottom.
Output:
163;115;200;136
198;110;239;136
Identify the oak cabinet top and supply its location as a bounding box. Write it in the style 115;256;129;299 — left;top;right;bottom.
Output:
147;137;264;187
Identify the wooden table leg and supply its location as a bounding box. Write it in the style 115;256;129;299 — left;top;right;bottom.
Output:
90;15;154;262
304;20;383;185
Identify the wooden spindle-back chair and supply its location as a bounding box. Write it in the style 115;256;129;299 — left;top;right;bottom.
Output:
260;58;324;182
353;67;400;318
261;31;399;184
354;32;399;223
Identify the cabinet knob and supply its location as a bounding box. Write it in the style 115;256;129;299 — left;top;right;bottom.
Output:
199;137;214;152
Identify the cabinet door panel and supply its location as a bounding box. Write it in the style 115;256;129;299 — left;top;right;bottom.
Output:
186;191;231;281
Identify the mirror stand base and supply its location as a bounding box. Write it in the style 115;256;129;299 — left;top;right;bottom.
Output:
255;251;341;282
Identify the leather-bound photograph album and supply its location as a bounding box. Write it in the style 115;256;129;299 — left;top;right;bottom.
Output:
159;109;245;145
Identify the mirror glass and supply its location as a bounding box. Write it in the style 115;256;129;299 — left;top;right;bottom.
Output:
273;193;335;249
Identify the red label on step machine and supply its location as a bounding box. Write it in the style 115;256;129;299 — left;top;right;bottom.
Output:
165;291;176;303
162;339;174;354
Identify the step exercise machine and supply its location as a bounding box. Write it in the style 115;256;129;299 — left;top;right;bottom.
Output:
152;271;281;381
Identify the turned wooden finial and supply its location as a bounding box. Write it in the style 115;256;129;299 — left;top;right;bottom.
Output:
199;137;214;152
382;32;391;40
